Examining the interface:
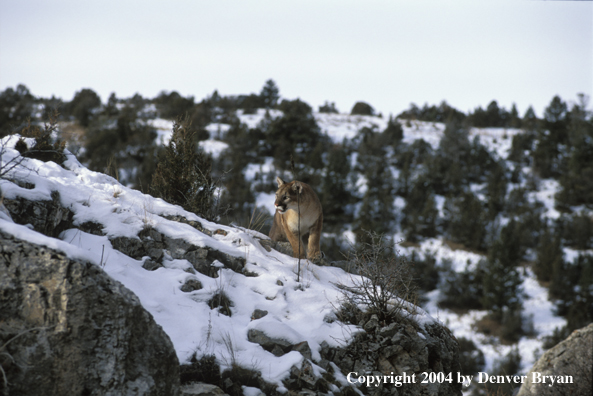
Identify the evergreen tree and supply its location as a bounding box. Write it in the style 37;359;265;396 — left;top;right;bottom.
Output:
259;79;280;109
533;96;570;178
426;122;472;195
217;121;257;223
534;225;563;283
481;220;523;320
438;259;486;310
444;191;488;251
383;115;403;147
353;163;395;245
66;88;102;127
543;95;568;142
401;175;438;242
0;84;36;135
509;103;522;128
556;95;593;206
485;162;507;219
522;106;538;130
321;145;352;228
318;101;338;114
350;101;375;116
151;116;217;220
155;91;195;120
268;99;322;173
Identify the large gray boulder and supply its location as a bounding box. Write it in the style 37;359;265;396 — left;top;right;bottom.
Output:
516;323;593;396
0;231;180;396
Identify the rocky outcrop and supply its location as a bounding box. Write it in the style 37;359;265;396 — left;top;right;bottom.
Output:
111;227;246;277
517;323;593;396
0;231;180;396
320;315;462;396
3;191;74;238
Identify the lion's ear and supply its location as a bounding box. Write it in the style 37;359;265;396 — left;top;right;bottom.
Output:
276;177;285;187
292;182;303;194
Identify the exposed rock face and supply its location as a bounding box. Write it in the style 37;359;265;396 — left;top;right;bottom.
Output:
319;316;462;396
517;323;593;396
0;231;180;396
3;191;74;238
111;227;246;277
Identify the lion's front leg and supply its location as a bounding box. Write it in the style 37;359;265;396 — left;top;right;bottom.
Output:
306;214;323;261
286;229;307;259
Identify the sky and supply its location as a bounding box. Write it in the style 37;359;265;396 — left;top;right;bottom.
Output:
1;0;591;118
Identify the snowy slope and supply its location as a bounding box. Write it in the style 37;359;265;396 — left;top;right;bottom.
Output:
199;110;572;376
0;137;438;389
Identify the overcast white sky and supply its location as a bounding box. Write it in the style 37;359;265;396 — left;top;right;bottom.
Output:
1;0;591;117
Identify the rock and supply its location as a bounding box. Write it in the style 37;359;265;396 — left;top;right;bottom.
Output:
180;382;229;396
251;309;269;320
247;329;312;360
0;231;180;396
164;235;195;259
363;314;380;332
110;236;147;260
142;259;162;271
247;329;294;353
181;278;203;292
3;190;74;238
292;341;313;361
517;323;593;396
321;318;462;396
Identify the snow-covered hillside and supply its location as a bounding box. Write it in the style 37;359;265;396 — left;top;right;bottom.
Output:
147;108;576;379
3;104;590;394
0;136;441;392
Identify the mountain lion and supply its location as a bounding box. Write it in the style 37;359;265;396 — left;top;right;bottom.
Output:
269;177;323;261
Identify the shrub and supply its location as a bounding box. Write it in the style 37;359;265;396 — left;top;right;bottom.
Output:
457;337;485;376
154;90;195;120
438;259;485;311
444;191;488;252
318;101;338;114
151;116;219;220
15;109;67;165
208;291;233;317
350;101;374;116
338;232;417;323
180;354;221;384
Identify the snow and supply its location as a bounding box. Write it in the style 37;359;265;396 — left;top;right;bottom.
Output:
0;139;366;387
2;109;588;388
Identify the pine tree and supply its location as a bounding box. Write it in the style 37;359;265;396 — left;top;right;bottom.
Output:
321;145;352;228
509;103;522;128
557;95;593;206
383;115;403;147
268;99;322;172
534;225;563;283
401;175;438;242
151;116;217;220
481;220;523;320
353;155;395;245
67;88;102;127
543;95;568;143
485;163;508;219
444;191;488;251
260;79;280;109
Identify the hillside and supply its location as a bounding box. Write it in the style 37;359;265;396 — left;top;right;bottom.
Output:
1;136;464;395
1;84;592;395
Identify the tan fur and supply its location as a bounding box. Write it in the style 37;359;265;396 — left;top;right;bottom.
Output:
269;177;323;261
